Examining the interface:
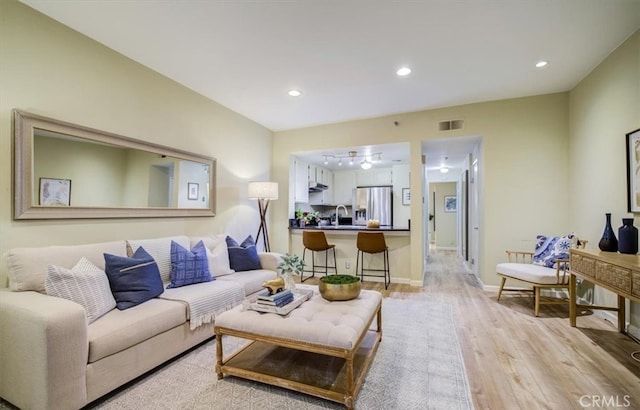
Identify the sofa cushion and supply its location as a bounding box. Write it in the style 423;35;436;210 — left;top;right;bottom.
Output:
496;262;568;285
217;269;278;296
5;240;127;292
532;234;574;268
87;298;186;363
190;235;234;277
168;240;212;288
127;236;190;284
226;235;261;272
104;247;164;310
45;257;116;324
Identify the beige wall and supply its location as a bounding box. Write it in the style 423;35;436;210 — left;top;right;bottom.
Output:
0;1;273;285
273;93;571;285
569;30;640;332
432;182;457;248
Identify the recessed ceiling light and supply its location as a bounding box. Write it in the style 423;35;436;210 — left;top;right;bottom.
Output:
288;89;302;97
396;67;411;77
535;61;548;68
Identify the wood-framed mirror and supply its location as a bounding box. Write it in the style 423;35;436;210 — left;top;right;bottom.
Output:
13;110;216;219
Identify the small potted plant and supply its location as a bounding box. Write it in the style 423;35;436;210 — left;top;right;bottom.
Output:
319;274;361;301
277;253;305;291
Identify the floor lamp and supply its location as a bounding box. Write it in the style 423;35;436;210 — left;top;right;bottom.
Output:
248;181;278;252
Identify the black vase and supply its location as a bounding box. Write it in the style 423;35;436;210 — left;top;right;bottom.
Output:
598;213;618;252
618;218;638;254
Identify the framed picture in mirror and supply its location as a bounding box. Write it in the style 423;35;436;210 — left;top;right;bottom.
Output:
39;178;71;206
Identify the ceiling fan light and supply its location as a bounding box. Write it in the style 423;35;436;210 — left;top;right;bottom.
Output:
440;166;449;173
361;160;372;170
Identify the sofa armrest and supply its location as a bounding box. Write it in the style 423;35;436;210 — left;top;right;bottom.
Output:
0;289;88;410
258;252;283;272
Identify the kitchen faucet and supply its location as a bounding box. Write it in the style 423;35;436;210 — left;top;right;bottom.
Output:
335;204;348;226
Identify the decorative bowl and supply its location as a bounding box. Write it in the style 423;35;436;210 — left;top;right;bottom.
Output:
319;275;361;301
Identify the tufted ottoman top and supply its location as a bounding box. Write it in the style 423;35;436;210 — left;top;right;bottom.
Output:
215;286;382;350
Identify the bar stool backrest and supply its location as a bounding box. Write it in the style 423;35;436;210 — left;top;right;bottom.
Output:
356;232;387;254
303;231;332;251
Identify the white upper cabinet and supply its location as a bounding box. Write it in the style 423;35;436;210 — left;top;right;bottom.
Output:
309;166;334;205
333;170;357;205
356;168;392;186
294;158;309;203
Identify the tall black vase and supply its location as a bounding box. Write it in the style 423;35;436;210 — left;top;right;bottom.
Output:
618;218;638;254
598;213;618;252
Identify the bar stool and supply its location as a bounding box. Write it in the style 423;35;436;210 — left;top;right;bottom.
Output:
301;231;337;282
356;232;390;289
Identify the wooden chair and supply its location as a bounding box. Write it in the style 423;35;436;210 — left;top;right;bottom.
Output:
301;231;337;282
496;240;587;316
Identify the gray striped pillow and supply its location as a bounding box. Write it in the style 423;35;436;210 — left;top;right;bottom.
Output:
45;257;116;324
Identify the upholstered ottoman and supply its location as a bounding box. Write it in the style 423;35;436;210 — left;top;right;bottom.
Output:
214;286;382;409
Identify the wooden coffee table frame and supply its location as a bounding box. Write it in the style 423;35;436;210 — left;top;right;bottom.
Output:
215;300;382;410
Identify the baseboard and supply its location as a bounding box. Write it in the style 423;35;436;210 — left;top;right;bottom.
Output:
628;323;640;342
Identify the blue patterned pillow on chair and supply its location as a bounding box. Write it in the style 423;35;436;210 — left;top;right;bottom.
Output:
532;234;575;268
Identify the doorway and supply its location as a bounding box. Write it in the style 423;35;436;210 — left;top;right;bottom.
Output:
422;136;482;276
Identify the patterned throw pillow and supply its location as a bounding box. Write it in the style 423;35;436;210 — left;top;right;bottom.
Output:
104;247;164;309
226;235;262;272
168;240;213;288
45;257;116;324
532;234;575;268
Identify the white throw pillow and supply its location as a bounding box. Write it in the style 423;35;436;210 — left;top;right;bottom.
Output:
191;234;234;277
205;243;234;277
127;236;190;284
45;257;116;324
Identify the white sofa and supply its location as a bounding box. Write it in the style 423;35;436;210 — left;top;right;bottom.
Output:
0;235;279;410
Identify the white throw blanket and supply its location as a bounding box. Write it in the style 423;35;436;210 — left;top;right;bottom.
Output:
159;280;245;330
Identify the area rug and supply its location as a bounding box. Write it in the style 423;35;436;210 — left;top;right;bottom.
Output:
91;299;474;409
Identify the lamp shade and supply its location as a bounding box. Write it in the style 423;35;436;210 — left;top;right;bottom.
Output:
248;181;278;200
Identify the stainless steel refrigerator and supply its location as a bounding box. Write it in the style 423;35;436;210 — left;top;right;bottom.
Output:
352;186;393;226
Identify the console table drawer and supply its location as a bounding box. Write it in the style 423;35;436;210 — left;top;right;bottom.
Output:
633;271;640;299
595;261;631;293
571;253;595;278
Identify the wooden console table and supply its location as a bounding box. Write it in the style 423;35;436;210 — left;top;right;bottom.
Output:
569;248;640;332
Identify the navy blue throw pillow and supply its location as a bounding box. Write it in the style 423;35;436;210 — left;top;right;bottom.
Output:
104;247;164;310
226;235;262;272
168;240;213;288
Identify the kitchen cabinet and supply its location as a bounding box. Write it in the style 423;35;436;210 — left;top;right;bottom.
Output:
293;158;309;203
333;170;356;205
356;168;393;186
309;166;333;205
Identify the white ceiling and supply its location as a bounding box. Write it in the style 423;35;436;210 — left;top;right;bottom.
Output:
19;0;640;182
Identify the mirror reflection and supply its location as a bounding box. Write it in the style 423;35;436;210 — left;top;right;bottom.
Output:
14;110;216;219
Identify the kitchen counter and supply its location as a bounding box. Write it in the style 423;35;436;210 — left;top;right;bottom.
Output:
290;225;410;236
289;225;411;281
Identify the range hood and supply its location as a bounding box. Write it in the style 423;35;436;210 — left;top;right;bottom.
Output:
308;181;329;192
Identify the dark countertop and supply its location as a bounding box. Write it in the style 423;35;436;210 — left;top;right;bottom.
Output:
290;224;410;232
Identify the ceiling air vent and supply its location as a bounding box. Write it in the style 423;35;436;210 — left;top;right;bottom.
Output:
438;119;464;131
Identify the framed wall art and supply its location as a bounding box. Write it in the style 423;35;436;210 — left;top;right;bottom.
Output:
39;178;71;206
444;195;457;212
188;182;199;200
626;128;640;212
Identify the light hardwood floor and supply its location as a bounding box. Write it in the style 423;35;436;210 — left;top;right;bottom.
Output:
304;249;640;410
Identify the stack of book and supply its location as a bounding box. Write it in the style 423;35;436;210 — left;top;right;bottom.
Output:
256;289;294;307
